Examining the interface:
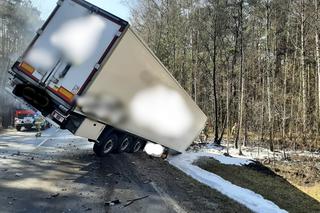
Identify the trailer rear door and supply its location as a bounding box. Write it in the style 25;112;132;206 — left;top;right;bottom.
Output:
15;0;127;104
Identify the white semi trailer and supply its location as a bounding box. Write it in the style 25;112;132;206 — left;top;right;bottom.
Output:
7;0;207;156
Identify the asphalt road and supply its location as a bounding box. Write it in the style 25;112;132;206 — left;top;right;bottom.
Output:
0;128;250;213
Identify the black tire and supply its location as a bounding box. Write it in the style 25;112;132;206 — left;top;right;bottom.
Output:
128;138;144;153
94;134;118;157
93;142;100;155
16;126;21;131
115;134;133;153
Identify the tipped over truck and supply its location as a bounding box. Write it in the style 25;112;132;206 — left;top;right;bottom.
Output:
7;0;207;156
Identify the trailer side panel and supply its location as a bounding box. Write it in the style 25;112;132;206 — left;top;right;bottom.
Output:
82;29;207;152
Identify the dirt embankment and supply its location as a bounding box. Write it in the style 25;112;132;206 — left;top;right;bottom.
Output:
265;155;320;186
263;155;320;202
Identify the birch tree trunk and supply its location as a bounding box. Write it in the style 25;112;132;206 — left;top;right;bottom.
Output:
210;3;220;145
282;32;289;139
226;65;230;154
300;0;307;133
232;2;239;149
315;0;320;133
265;0;274;151
237;0;244;155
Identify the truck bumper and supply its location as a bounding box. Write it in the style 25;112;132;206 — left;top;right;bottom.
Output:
16;124;34;129
51;110;85;135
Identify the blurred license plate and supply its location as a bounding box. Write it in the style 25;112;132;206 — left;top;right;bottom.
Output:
24;117;33;123
52;111;66;123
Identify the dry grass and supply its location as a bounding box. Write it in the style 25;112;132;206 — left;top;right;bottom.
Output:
196;157;320;213
295;184;320;202
266;156;320;202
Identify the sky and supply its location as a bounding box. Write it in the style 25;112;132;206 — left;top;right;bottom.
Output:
31;0;131;21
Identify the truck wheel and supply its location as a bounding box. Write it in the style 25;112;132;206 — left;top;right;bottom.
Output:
95;134;118;157
128;138;144;153
16;126;21;131
115;135;132;153
93;142;100;155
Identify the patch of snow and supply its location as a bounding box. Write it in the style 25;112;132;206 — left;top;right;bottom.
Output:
208;153;252;166
201;141;320;160
144;142;165;157
168;152;288;213
180;152;252;166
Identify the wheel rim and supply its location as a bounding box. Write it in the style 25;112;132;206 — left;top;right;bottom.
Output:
133;141;142;152
120;138;130;151
103;139;114;154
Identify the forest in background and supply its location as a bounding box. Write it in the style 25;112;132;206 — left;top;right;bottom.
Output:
127;0;320;152
0;0;42;128
1;0;320;153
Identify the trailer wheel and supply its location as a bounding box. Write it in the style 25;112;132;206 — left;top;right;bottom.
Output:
95;134;118;157
115;135;132;153
16;126;21;131
128;138;144;153
93;142;100;155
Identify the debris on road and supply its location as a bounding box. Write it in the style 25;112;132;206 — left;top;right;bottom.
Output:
15;173;23;177
12;151;20;156
0;129;253;213
143;179;152;184
81;204;92;211
105;199;121;206
105;196;149;208
47;193;60;199
123;195;149;208
51;193;60;198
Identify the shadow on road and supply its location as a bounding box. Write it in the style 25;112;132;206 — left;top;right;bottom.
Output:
0;142;252;213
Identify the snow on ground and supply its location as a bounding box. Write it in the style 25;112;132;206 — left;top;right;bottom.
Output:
199;142;320;161
168;152;288;213
41;127;82;139
202;143;275;160
175;152;252;166
4;127;82;140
